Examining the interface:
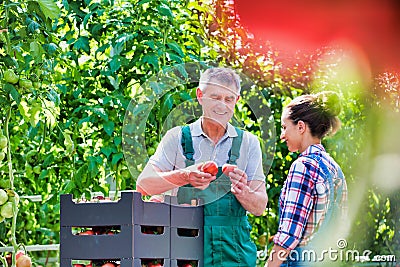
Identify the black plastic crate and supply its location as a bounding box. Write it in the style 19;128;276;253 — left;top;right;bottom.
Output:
60;191;205;267
170;202;203;264
60;225;134;259
60;191;171;263
60;192;170;227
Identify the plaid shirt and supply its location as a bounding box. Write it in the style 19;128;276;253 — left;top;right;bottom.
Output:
273;144;347;250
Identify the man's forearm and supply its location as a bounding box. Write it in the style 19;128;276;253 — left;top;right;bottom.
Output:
137;164;188;195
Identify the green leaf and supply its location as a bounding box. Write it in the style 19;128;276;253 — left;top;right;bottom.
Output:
107;76;119;90
0;95;10;106
91;23;104;36
47;89;60;106
142;53;159;69
73;36;90;53
29;104;41;126
167;42;185;57
88;156;99;178
63;132;74;154
30;41;42;59
92;107;108;120
39;169;49;180
78;116;91;125
167;52;183;63
74;164;88;188
27;20;40;33
43;154;55;167
112;152;124;166
114;136;122;146
179;91;192;101
103;120;114;136
5;83;21;105
36;0;60;19
110;56;121;73
63;180;75;193
101;146;115;158
18;100;30;122
157;3;174;18
43;43;58;55
61;0;69;10
160;93;174;116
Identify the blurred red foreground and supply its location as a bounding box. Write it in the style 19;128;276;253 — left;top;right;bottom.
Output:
236;0;400;72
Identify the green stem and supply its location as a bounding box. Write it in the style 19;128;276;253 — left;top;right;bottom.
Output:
5;108;13;189
0;256;8;267
5;106;18;267
4;0;11;56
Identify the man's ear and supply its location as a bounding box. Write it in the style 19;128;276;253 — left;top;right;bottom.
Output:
235;95;240;103
297;120;306;134
196;88;203;104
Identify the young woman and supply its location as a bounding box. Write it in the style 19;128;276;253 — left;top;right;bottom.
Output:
266;91;348;267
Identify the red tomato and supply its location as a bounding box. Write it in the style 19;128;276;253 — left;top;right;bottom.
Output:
73;265;85;267
16;250;25;261
101;262;116;267
16;255;32;267
182;264;193;267
222;164;236;176
148;262;162;267
200;161;218;176
79;230;94;235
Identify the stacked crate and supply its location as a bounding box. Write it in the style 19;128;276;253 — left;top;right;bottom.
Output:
170;198;203;267
60;191;203;267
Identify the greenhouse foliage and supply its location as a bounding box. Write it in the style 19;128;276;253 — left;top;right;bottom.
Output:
0;0;399;266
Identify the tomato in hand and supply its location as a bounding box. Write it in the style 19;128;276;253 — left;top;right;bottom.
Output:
222;163;236;176
200;161;218;176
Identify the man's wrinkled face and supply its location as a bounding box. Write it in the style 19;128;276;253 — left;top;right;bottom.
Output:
198;82;239;127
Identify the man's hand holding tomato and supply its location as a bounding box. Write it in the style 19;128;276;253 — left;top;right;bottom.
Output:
222;163;250;196
183;161;217;190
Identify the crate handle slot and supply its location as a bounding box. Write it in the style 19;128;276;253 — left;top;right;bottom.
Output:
177;228;199;237
141;225;165;235
72;226;121;236
176;259;198;267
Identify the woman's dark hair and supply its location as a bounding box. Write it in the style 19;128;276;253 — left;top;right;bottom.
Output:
286;91;342;139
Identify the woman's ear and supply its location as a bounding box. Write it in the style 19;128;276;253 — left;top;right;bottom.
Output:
297;120;306;134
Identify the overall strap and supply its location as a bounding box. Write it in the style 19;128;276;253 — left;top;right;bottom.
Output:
181;125;244;165
306;153;344;237
181;125;195;166
228;127;244;165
